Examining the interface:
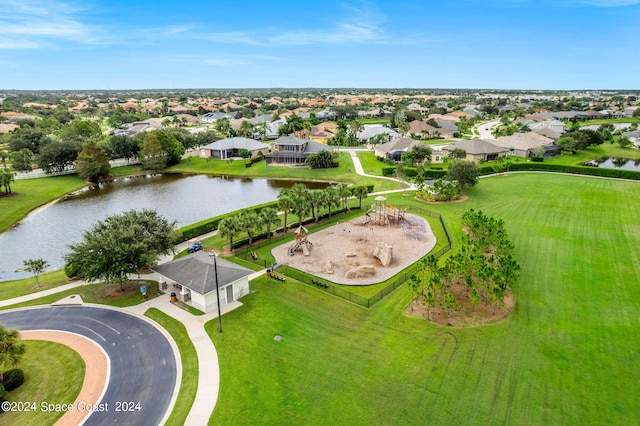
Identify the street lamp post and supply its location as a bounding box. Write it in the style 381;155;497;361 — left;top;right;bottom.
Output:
213;253;223;333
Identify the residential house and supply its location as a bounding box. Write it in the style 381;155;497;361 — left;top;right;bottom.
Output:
374;137;421;161
152;251;252;314
309;122;339;144
493;132;555;158
266;136;333;165
199;137;270;160
442;139;508;162
357;125;399;144
408;120;454;139
200;112;234;124
622;129;640;148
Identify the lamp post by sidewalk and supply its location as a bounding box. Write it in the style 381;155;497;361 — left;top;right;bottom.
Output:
211;252;223;333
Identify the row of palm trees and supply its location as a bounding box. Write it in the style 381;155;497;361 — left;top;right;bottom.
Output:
216;183;370;251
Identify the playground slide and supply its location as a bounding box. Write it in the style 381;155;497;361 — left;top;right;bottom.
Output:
301;242;309;256
289;240;302;255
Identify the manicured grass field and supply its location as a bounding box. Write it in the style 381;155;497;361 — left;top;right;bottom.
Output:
145;308;198;426
206;173;640;425
0;280;158;311
0;175;86;233
356;151;384;175
0;270;69;301
1;340;84;426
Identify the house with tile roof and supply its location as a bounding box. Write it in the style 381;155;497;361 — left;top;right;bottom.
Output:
199;137;270;160
266;136;333;165
374;137;421;161
493;132;556;158
442;139;508;162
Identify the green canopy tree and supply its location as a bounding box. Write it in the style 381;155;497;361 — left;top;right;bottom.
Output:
10;148;34;173
64;209;177;290
75;141;111;183
22;258;49;286
447;160;480;189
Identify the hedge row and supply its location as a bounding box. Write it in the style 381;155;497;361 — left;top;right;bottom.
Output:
505;163;640;180
176;200;279;241
176;184;375;242
382;166;447;179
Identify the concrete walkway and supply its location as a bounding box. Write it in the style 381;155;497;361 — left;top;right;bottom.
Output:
345;148;418;193
0;154;416;423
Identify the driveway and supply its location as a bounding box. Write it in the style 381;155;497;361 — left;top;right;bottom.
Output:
0;306;178;426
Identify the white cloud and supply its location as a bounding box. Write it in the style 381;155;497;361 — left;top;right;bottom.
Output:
0;0;91;48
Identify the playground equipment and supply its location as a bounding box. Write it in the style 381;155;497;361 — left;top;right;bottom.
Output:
362;196;407;227
288;225;313;256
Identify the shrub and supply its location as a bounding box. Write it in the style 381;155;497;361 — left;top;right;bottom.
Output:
530;156;544;162
0;384;7;411
2;368;24;392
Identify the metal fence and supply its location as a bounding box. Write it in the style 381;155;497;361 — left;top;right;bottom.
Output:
235;206;453;308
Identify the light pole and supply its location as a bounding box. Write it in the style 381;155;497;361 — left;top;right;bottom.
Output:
212;252;223;333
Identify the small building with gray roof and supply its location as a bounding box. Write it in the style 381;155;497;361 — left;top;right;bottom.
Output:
152;251;253;313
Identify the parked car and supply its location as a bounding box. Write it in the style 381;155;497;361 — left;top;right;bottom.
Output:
188;242;202;253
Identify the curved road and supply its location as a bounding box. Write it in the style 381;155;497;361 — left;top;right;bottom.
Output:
0;306;178;426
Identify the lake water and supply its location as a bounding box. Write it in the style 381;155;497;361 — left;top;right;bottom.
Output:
0;174;328;281
588;157;640;171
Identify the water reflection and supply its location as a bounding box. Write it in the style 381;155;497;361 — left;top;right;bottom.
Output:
0;174;328;281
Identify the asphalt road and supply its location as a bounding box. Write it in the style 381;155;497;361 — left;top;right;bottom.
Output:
0;306;178;426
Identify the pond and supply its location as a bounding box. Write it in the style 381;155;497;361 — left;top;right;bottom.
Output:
585;157;640;171
0;174;329;281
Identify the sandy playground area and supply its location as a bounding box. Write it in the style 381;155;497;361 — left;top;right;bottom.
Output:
271;213;437;285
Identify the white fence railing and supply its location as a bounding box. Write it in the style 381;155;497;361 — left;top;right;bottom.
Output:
13;158;140;180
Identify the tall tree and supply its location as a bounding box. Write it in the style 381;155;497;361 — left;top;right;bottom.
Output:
289;183;310;227
10;149;34;173
259;207;280;241
447;160;480;189
64;210;177;290
75;141;111;183
323;187;340;218
238;211;262;246
0;325;25;368
37;139;82;173
217;215;242;251
352;185;369;209
139;132;166;172
335;183;352;212
0;168;15;194
22;258;49;286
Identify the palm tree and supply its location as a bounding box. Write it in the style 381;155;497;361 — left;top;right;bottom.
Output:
238;120;255;138
352;186;369;209
238;211;261;246
277;190;294;233
335;183;352;212
323;187;340;218
289;184;309;226
0;324;25;369
217;215;241;251
215;118;231;137
259;208;280;241
306;190;324;222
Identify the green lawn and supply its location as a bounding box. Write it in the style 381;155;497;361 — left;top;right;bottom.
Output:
0;280;158;311
166;153;403;192
0;270;70;301
144;308;198;426
1;340;84;426
206;173;640;425
0;175;86;233
356;151;384;175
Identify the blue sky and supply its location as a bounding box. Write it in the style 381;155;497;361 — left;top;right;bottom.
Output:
1;0;639;90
